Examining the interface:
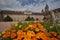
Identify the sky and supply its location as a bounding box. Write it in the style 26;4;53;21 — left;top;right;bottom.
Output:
0;0;60;12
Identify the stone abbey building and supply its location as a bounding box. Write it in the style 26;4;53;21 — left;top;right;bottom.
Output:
0;4;60;22
0;10;45;22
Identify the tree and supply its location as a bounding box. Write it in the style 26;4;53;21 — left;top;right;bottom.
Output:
3;15;13;22
25;16;30;21
36;18;39;21
30;17;35;21
25;16;35;21
0;11;4;21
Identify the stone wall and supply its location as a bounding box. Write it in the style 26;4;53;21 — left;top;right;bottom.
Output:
3;14;44;22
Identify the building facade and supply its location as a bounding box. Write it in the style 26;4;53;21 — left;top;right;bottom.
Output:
0;4;60;23
0;10;44;22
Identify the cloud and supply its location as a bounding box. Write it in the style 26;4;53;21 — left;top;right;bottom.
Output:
0;0;21;9
46;0;60;10
0;0;60;12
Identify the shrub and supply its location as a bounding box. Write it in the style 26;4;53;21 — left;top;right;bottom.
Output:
25;16;35;21
3;16;13;22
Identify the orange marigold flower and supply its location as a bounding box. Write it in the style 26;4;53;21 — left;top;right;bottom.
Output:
44;32;52;37
17;32;26;40
12;30;16;33
31;36;37;40
13;39;18;40
51;38;58;40
3;32;10;38
43;36;51;40
17;30;23;35
35;28;40;32
24;35;31;40
36;32;47;40
49;32;57;36
40;27;46;32
32;23;37;29
37;22;42;27
23;27;29;31
37;22;46;32
11;33;16;38
14;38;21;40
57;35;60;39
17;36;22;40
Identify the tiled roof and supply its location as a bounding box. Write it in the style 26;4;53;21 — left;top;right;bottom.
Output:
0;10;44;15
52;8;60;13
0;8;60;15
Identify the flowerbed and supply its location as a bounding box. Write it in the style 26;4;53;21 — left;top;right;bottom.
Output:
0;22;60;40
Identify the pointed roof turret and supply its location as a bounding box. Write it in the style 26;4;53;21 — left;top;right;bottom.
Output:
45;4;49;12
45;4;49;9
41;9;44;13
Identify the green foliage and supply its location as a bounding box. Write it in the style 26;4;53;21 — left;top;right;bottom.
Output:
42;21;60;34
3;16;13;22
12;22;22;31
36;18;39;21
25;16;35;21
25;16;30;21
54;23;60;34
42;22;53;32
12;22;31;31
1;21;60;40
3;37;13;40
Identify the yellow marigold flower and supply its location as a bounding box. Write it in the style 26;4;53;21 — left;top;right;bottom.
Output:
2;31;5;34
14;23;18;26
0;33;2;36
29;24;33;27
35;28;40;32
27;31;35;38
19;25;22;28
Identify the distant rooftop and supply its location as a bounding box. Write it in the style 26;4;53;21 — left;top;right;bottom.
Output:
52;8;60;13
0;8;60;15
0;10;44;15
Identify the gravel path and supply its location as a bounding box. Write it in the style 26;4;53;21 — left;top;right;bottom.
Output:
0;21;43;32
0;22;16;32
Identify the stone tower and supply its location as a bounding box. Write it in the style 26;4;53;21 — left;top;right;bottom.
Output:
45;4;49;12
43;4;53;23
41;9;44;13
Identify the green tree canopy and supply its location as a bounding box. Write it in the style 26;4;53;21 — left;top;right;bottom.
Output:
3;15;13;22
